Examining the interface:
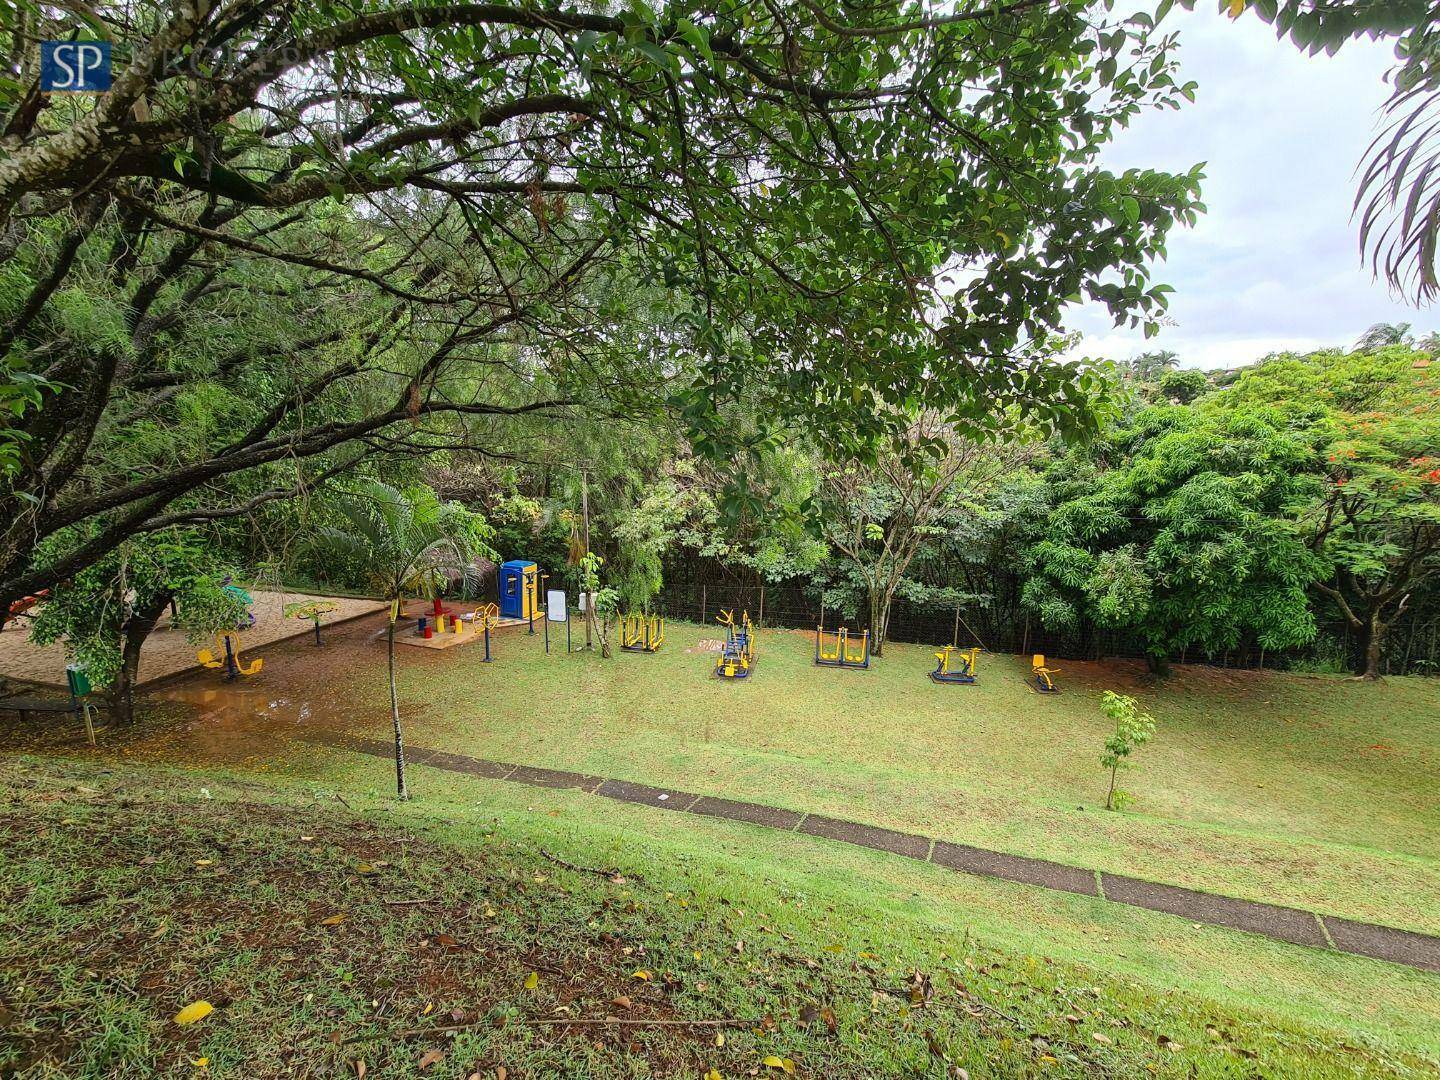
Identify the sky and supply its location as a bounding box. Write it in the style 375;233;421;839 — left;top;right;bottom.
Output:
1064;6;1430;370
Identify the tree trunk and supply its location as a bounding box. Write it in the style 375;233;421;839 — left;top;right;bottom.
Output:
1145;653;1170;677
1358;609;1386;680
868;588;891;659
388;614;408;799
109;592;170;723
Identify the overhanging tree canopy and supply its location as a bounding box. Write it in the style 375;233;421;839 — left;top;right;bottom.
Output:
1;0;1201;612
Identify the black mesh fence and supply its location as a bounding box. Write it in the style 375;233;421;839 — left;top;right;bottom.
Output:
645;553;1440;676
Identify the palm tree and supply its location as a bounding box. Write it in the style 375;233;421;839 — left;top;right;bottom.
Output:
315;481;489;799
1353;322;1414;352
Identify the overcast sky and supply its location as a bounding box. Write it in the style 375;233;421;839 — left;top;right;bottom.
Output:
1064;7;1431;370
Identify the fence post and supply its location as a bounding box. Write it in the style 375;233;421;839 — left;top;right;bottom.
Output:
757;586;765;628
700;584;706;627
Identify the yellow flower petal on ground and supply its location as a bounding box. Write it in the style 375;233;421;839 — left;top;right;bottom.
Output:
174;1001;213;1026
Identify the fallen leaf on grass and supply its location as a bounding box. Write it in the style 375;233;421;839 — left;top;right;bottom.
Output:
631;969;651;981
715;1032;725;1047
762;1055;796;1073
705;1069;723;1080
191;1058;208;1069
418;1049;445;1070
524;972;540;990
611;995;632;1010
173;1001;213;1026
1091;1032;1112;1045
353;1060;365;1078
320;914;347;926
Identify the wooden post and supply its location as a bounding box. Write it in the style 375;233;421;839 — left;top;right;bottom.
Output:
757;586;765;628
700;583;706;626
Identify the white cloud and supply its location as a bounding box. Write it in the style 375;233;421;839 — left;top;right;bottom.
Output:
1064;7;1427;369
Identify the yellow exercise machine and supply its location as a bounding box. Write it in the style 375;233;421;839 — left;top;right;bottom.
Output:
714;609;755;678
620;612;665;652
197;632;263;681
1032;654;1060;693
931;645;979;684
814;624;870;669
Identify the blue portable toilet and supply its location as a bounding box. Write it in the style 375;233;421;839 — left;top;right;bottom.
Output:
499;560;538;619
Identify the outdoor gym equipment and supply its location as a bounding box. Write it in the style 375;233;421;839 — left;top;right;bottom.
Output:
620;612;665;653
814;624;870;669
714;609;755;679
197;632;263;680
1032;654;1060;693
931;645;980;684
284;599;338;645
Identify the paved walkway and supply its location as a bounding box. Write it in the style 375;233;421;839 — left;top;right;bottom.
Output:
304;731;1440;975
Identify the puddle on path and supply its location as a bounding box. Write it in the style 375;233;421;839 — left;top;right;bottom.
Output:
0;612;455;771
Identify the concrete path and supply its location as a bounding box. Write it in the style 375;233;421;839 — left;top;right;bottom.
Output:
305;731;1440;975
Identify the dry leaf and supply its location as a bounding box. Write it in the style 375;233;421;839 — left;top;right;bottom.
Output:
611;995;632;1010
320;914;346;926
524;972;539;990
173;1001;213;1026
418;1049;445;1070
354;1061;366;1079
761;1056;796;1074
631;969;652;981
705;1070;723;1080
1092;1032;1112;1045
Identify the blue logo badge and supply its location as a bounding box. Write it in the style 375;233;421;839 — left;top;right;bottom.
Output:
40;41;112;93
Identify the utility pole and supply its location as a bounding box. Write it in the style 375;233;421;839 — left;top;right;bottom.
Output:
582;469;594;649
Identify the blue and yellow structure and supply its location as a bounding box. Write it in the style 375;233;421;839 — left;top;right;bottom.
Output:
498;560;539;620
931;645;979;684
620;612;665;652
814;624;870;669
714;609;755;678
1032;654;1060;693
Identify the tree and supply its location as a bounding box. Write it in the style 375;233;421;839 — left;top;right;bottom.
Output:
1099;690;1156;811
1021;403;1324;672
28;531;248;722
0;0;1202;619
819;412;1037;655
1157;367;1208;404
314;482;492;798
1127;350;1181;382
1216;348;1440;678
1354;323;1414;352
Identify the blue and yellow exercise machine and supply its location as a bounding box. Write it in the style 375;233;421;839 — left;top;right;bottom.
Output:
814;623;870;669
714;609;755;678
620;612;665;652
931;645;980;684
197;631;263;681
1032;654;1061;693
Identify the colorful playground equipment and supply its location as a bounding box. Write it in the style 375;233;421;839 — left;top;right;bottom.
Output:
714;609;756;679
283;599;338;645
1032;654;1060;693
814;624;870;669
197;632;263;681
499;560;539;620
619;612;665;653
931;645;980;684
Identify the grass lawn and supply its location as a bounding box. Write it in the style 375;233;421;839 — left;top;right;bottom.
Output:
231;616;1437;936
4;614;1437;1073
3;755;1438;1078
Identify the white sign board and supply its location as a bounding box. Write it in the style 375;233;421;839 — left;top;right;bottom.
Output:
547;590;568;622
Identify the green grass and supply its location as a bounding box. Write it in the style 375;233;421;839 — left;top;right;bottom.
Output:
321;620;1440;935
3;755;1437;1078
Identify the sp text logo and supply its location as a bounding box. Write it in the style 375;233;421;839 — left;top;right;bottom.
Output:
40;41;112;93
